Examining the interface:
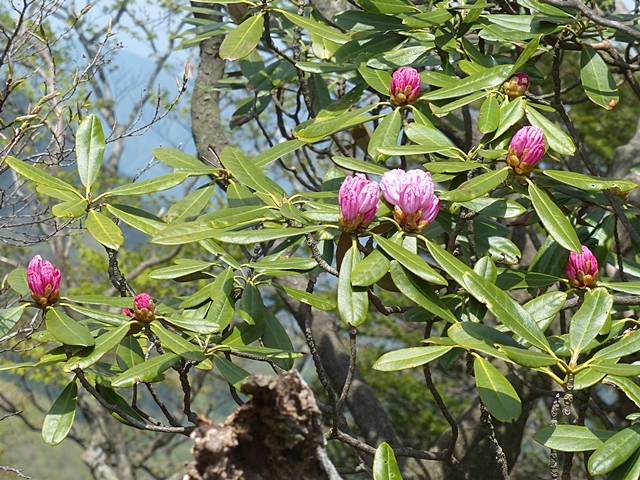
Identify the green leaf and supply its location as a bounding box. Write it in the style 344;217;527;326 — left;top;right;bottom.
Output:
152;148;217;174
389;261;457;323
7;268;29;296
405;123;457;150
337;244;369;326
523;291;567;331
423;161;484;174
360;0;416;14
534;425;614;452
42;381;78;446
0;304;28;337
459;197;526;219
421;65;512;100
111;353;180;388
250;257;317;272
498;345;559;368
439;167;509;202
580;46;618;110
512;34;541;72
239;283;265;325
276;9;349;44
105;173;189;197
373;345;453;372
607;449;640;480
478;95;500;134
593;330;640;361
213;355;250;389
152;222;217;245
63;323;130;372
374;235;447;285
221;322;265;347
294;105;377;143
220;13;264;60
358;65;393;96
262;311;295;370
221;147;284;198
5;156;80;194
210;226;324;244
569;288;613;360
75;114;105;194
331;155;389;176
46;309;95;347
165;185;216;223
526;106;575;156
528;182;581;253
493;96;525;139
150;323;205;362
544;170;636;192
202;205;276;228
149;259;215;280
273;284;337;311
351;249;391;287
0;362;34;372
604;376;640;409
368;109;401;161
105;204;166;236
51;197;88;218
252;139;305;168
36;185;81;201
86;210;124;250
373;442;404;480
474;356;521;422
589;425;640;475
590;363;640;376
447;322;525;362
431;91;489;116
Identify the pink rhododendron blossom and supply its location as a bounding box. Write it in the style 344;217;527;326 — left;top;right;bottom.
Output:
338;174;380;233
380;169;440;233
506;126;546;175
503;72;530;99
27;255;61;307
123;293;156;322
566;246;599;289
389;67;421;105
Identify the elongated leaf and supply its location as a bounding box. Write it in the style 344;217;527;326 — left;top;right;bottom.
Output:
474;356;521;422
0;362;34;371
478;95;500;134
42;381;78;446
37;185;81;201
608;449;640;480
64;304;129;327
368;109;401;161
460;196;526;219
423;162;483;174
294;105;377;143
352;249;391;287
331;155;389;176
252;139;304;168
462;272;551;351
358;65;393;96
86;210;124;250
262;311;295;370
447;322;520;362
389;262;457;323
605;376;640;409
273;284;337;311
165;185;216;223
512;34;541;72
594;330;640;361
220;13;264;60
498;345;559;368
63;323;130;372
46;309;95;347
152;148;217;173
373;442;403;480
373;345;453;372
523;291;566;331
106;173;189;197
51;197;88;218
75;114;105;193
526;106;575;156
149;259;215;280
5;156;80;193
111;353;180;388
569;288;613;359
589;425;640;475
239;283;265;325
422;65;512;100
276;9;349;44
581;46;618;110
152;222;217;245
150;323;205;361
534;425;614;452
337;244;369;326
214;355;250;389
106;204;166;236
375;235;446;285
210;226;324;244
250;257;317;272
439;167;508;202
544;170;635;192
590;363;640;376
432;90;489;116
493;96;525;139
528;182;581;253
7;268;29;296
221;147;284;198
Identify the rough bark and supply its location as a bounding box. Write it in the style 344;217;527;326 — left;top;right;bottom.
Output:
184;372;340;480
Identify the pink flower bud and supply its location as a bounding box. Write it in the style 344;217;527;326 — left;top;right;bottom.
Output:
389;67;421;106
339;174;380;233
27;255;61;307
503;73;530;99
380;169;440;233
506;126;546;175
566;246;599;289
123;293;156;322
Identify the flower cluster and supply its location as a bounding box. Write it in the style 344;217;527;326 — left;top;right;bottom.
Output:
338;169;440;234
506;126;546;175
123;293;156;323
27;255;61;307
503;73;530;99
566;246;599;289
389;67;421;106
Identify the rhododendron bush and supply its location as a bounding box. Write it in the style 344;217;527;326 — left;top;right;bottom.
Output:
5;0;640;478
